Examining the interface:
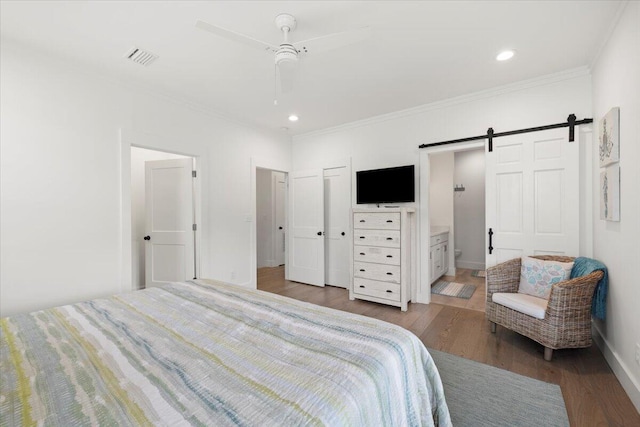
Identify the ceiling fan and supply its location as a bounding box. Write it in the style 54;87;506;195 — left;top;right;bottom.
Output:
195;14;371;97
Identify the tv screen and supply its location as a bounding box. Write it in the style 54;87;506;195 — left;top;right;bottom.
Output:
356;165;415;204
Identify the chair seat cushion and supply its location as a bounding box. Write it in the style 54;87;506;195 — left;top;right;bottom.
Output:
492;292;548;319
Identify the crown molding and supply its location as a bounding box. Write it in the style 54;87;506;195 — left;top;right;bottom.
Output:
294;66;591;141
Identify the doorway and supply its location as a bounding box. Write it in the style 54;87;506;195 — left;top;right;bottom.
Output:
256;168;286;270
453;148;486;272
130;146;199;289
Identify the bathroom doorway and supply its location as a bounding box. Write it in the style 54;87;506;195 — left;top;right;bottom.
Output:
427;148;486;312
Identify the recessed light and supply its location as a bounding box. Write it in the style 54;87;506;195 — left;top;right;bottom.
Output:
288;114;299;122
496;50;515;61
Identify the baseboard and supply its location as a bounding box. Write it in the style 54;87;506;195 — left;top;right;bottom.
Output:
592;322;640;413
455;260;486;270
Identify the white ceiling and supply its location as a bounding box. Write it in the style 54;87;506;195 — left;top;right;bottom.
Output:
0;1;623;135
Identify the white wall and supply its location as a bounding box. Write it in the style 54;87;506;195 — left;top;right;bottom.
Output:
0;39;291;316
130;147;189;290
591;1;640;411
428;152;454;230
256;168;274;268
293;69;592;303
453;149;486;270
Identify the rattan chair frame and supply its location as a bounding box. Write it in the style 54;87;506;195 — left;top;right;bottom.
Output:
485;255;604;361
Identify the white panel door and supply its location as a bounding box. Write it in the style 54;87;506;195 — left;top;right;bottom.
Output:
288;169;325;286
145;158;194;288
274;172;286;266
324;167;350;288
485;128;579;267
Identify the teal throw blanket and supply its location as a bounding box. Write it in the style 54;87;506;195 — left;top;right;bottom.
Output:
570;257;608;320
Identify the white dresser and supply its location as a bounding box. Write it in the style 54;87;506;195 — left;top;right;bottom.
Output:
350;208;415;311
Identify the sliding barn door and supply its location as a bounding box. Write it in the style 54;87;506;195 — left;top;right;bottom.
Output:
485;128;579;267
288;169;325;286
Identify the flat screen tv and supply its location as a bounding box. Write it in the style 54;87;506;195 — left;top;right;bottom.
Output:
356;165;415;204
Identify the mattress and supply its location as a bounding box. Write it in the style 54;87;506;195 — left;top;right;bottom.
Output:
1;280;451;426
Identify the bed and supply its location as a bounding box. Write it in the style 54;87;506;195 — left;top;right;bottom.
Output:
1;280;451;426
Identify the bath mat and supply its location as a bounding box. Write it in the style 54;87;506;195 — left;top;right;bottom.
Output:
471;270;486;278
431;280;476;299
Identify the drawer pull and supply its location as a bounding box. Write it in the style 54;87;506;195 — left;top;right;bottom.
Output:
360;252;366;255
386;290;393;293
359;285;365;288
386;237;393;240
386;255;393;258
359;269;366;272
359;219;365;222
359;236;366;239
386;220;393;223
386;272;393;275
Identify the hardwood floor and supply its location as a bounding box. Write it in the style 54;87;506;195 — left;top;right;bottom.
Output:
257;266;640;426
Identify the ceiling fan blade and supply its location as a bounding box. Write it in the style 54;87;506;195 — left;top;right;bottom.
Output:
195;20;278;52
294;26;372;54
278;60;297;93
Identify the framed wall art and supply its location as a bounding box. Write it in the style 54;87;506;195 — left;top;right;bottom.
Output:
599;107;620;167
600;163;620;221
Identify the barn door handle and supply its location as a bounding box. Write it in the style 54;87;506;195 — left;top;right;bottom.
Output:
144;236;151;241
488;228;494;254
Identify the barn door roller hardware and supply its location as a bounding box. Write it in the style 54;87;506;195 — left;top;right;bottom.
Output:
418;114;593;152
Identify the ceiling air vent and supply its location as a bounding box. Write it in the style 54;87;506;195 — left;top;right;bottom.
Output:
125;47;158;66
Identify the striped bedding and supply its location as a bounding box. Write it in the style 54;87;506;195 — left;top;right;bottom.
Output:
1;280;451;426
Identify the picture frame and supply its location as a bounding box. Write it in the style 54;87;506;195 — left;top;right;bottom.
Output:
599;107;620;167
600;163;620;221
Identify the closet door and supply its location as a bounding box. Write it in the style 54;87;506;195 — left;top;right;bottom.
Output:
288;169;325;286
324;167;350;288
485;127;579;267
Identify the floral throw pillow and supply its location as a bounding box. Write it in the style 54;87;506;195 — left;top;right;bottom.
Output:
518;257;574;300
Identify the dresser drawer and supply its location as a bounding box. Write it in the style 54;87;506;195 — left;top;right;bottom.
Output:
353;277;401;302
353;229;400;248
354;246;400;265
353;212;401;230
354;261;400;283
430;233;448;246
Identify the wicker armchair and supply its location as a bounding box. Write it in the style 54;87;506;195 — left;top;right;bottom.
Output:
485;255;604;361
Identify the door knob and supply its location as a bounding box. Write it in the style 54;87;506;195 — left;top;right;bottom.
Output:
144;236;151;241
317;231;322;236
278;226;283;230
341;232;345;236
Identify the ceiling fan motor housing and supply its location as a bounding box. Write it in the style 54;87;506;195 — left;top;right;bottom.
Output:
275;44;298;65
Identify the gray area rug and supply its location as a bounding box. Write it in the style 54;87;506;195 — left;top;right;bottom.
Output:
429;349;570;427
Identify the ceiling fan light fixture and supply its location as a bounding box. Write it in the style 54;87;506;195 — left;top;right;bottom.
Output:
288;115;299;122
496;50;515;61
